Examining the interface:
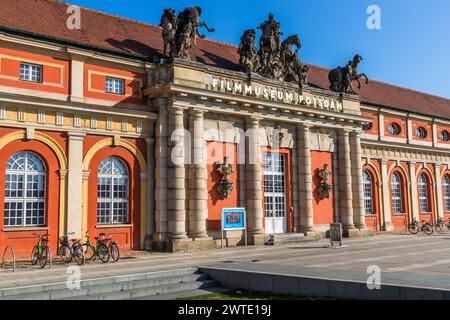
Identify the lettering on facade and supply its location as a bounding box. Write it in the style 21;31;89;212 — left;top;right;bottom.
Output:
206;75;343;112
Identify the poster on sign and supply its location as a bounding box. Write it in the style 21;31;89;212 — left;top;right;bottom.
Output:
329;223;347;248
221;208;247;248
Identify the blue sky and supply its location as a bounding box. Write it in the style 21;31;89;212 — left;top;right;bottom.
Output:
68;0;450;99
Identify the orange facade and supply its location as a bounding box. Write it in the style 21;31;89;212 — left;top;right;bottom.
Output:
311;151;334;225
0;47;69;96
206;142;240;231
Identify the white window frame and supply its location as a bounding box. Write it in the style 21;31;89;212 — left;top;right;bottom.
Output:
418;174;430;213
4;152;46;227
97;157;129;225
391;172;404;214
105;77;125;95
444;175;450;212
20;63;43;83
363;171;374;214
263;153;287;220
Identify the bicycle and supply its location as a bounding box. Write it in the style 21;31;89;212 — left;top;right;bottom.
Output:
407;218;433;235
31;232;51;268
435;217;450;232
103;233;120;262
73;231;109;263
59;232;85;265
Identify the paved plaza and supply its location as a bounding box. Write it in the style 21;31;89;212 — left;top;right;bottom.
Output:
1;234;450;293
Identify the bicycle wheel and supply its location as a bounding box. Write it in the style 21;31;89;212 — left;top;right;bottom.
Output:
39;246;50;269
59;244;73;263
31;246;39;265
408;223;419;235
423;223;434;235
110;243;120;262
73;245;85;266
81;244;95;260
436;223;445;232
97;244;110;263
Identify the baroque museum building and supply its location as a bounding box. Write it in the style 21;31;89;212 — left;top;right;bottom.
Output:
1;0;450;256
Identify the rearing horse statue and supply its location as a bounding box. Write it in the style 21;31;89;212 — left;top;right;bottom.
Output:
329;54;369;94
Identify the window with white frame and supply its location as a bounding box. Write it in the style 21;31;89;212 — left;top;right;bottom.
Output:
363;171;374;214
418;174;430;212
391;172;404;214
105;77;125;95
20;63;43;83
444;175;450;212
97;157;129;225
4;152;46;227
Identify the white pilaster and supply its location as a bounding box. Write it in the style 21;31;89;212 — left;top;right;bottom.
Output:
380;159;393;230
409;162;419;220
435;163;444;220
67;132;85;237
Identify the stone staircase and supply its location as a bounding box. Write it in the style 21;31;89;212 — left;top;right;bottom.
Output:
0;268;219;300
266;233;318;245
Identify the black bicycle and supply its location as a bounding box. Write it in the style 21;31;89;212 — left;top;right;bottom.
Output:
435;217;450;232
104;233;120;262
408;218;433;235
59;232;85;265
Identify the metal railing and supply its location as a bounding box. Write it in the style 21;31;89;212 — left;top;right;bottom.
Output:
2;246;16;272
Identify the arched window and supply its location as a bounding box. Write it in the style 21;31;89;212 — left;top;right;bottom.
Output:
363;171;374;214
4;152;46;227
418;174;430;212
391;172;404;213
97;157;129;225
444;175;450;212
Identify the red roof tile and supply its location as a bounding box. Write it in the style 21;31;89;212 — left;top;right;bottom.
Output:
1;0;450;119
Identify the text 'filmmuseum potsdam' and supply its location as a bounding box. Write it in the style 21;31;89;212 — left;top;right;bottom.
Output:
1;0;449;256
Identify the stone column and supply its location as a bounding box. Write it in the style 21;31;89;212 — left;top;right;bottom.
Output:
409;161;419;220
188;109;209;239
144;137;155;251
338;129;355;232
350;131;367;229
154;101;169;249
435;163;444;220
167;106;188;240
245;117;265;244
67;132;85;238
380;159;393;231
297;124;316;235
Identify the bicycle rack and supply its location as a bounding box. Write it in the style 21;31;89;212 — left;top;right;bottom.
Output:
2;246;16;272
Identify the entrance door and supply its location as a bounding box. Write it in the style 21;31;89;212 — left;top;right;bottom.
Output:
263;152;287;234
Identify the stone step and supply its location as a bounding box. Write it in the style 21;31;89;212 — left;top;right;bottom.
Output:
0;268;217;300
85;279;219;300
266;234;317;245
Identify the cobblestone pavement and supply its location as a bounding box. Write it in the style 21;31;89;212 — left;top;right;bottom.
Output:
1;234;449;290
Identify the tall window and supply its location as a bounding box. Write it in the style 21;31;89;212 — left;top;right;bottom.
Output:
363;171;374;214
418;174;430;212
105;77;125;95
20;63;43;83
444;175;450;212
97;157;129;225
4;152;46;227
391;172;404;213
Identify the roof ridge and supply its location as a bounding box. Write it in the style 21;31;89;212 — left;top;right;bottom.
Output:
307;63;450;103
45;0;160;29
19;1;450;104
46;0;239;49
